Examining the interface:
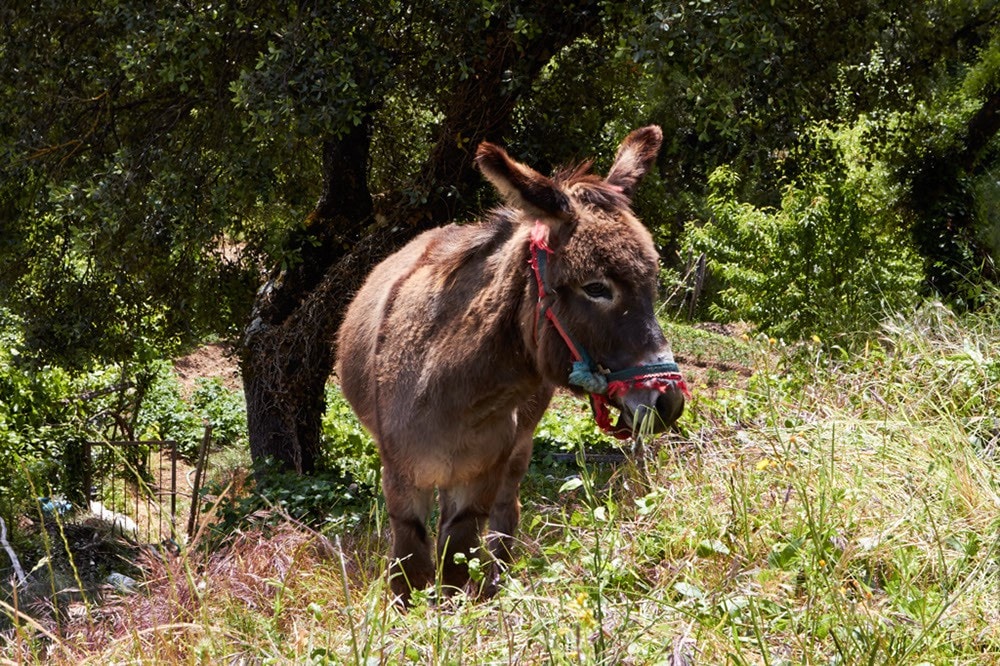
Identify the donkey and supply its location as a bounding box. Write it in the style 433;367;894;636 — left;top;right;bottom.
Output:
335;126;687;605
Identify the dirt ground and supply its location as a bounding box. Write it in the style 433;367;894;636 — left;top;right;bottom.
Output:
172;342;242;395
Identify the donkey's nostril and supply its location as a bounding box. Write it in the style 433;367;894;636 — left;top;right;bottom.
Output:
655;387;685;428
618;385;685;435
615;388;676;435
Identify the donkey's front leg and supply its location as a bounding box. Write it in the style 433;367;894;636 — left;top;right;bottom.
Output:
437;473;502;596
486;387;553;595
486;436;533;577
382;471;435;606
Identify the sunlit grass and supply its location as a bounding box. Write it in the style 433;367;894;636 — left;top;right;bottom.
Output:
2;303;998;664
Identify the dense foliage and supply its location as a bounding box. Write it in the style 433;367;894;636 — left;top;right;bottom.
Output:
3;2;997;361
685;121;924;338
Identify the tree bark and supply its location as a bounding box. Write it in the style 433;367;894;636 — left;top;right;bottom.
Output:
240;119;377;473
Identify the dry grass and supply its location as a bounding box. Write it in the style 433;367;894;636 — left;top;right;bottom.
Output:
4;523;347;663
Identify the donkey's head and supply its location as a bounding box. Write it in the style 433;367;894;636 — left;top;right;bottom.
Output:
475;126;685;436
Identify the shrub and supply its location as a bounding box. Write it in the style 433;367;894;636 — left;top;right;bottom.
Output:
135;365;205;457
320;385;381;492
201;458;377;544
685;120;923;340
137;371;248;458
195;385;379;544
0;313;95;519
191;378;248;450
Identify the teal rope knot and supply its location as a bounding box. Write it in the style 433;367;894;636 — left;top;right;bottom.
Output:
568;360;608;394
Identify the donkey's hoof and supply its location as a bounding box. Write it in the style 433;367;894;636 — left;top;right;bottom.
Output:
470;565;503;600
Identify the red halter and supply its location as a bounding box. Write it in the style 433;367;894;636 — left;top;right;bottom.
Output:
528;221;689;439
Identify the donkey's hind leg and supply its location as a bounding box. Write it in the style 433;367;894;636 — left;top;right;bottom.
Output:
383;472;435;606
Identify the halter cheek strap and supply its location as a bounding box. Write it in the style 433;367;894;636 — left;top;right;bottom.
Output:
528;223;609;394
528;221;690;438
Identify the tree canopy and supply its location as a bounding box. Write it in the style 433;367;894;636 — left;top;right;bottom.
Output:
2;0;998;471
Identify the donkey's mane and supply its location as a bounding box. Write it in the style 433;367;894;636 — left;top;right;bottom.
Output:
424;210;518;291
550;161;631;213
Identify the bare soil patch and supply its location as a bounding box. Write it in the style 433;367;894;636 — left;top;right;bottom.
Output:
172;342;241;395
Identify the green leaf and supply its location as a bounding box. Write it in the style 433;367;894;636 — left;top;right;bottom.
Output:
559;477;584;493
673;581;705;600
696;539;731;557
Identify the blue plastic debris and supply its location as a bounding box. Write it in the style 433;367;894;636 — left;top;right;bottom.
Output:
37;497;74;515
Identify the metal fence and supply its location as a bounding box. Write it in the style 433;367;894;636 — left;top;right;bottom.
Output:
84;426;212;544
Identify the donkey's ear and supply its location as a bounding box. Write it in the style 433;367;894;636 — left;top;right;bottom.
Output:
605;125;663;198
475;142;572;217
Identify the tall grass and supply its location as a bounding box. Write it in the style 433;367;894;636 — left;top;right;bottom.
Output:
2;303;998;664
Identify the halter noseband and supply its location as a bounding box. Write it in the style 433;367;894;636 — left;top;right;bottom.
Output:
528;221;690;439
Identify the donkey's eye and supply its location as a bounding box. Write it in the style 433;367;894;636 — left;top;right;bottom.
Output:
582;282;613;300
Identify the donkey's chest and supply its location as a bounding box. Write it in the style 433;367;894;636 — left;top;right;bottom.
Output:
407;409;520;487
385;372;539;488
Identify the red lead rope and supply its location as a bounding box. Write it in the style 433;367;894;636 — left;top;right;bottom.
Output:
528;222;586;362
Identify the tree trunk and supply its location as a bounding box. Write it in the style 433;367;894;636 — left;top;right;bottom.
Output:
240;119;376;473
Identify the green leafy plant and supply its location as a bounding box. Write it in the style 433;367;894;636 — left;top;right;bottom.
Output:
199;386;380;542
191;378;248;450
534;394;619;455
137;370;248;458
201;458;376;545
686;120;923;340
320;385;380;492
135;366;205;458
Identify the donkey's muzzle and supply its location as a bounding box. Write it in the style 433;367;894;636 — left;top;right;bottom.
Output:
614;384;685;436
654;386;685;429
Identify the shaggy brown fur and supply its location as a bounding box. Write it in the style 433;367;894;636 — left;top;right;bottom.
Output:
336;126;684;605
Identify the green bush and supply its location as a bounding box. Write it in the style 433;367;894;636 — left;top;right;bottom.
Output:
135;365;204;457
0;314;90;519
201;459;377;543
533;394;617;454
191;378;248;449
138;371;248;458
198;385;379;542
685;120;923;340
320;385;380;492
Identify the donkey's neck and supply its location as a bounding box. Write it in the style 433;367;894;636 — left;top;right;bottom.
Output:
460;213;538;359
421;213;543;400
